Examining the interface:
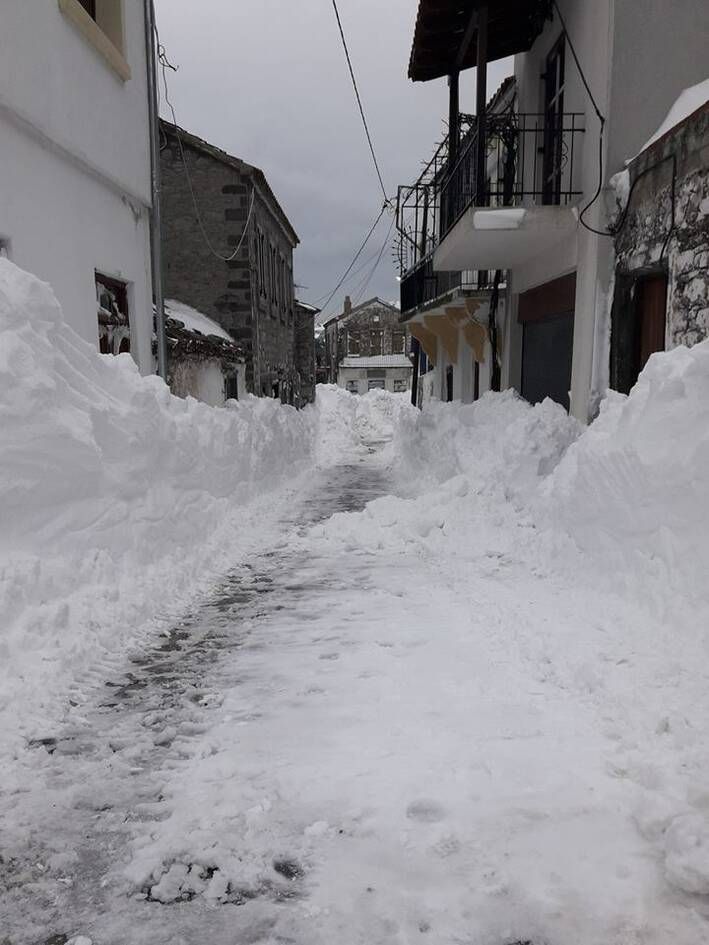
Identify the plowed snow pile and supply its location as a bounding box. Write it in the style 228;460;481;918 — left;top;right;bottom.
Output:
0;261;321;750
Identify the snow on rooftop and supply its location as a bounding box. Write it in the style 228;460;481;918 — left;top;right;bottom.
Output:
165;299;235;344
341;355;412;369
636;76;709;157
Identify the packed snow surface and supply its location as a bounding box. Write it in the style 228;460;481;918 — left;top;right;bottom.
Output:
3;258;709;943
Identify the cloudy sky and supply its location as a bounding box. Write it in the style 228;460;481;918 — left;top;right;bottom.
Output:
154;0;512;320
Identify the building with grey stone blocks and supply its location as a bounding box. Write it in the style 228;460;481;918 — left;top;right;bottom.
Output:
611;97;709;394
160;120;312;404
323;296;411;388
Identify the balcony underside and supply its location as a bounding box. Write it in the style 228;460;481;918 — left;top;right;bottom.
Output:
434;205;578;272
405;289;491;365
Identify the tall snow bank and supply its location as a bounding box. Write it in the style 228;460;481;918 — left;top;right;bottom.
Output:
395;389;580;503
315;384;415;466
0;260;316;746
545;342;709;615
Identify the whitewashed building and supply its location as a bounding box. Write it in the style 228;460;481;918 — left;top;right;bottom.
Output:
338;355;413;395
399;0;707;420
0;0;155;373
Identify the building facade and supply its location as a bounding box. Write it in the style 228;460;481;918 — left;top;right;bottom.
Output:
295;301;319;407
324;296;412;393
611;90;709;394
163;299;245;407
0;0;155;372
400;0;708;420
160;121;309;404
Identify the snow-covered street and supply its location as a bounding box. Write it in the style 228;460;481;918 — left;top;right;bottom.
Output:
3;263;709;944
5;417;709;944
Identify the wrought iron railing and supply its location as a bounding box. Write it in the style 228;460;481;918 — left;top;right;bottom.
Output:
441;111;585;235
400;255;494;315
396;110;585;313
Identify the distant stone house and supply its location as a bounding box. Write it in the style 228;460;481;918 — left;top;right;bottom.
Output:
160;120;312;405
324;297;412;392
611;87;709;394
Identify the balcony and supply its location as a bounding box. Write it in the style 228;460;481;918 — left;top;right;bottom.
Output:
397;110;585;311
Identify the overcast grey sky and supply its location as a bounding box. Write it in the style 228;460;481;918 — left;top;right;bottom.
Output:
154;0;512;319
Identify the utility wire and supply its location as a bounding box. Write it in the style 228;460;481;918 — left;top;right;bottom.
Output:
156;38;255;263
313;203;389;314
551;0;609;237
353;213;395;305
331;0;390;206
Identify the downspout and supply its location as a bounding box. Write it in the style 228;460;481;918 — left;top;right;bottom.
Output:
144;0;168;380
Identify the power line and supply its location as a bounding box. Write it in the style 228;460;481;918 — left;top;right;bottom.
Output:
330;0;390;206
156;38;255;263
313;203;389;315
353;213;395;305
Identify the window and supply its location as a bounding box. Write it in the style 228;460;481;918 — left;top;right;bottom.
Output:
347;332;361;356
542;35;566;205
368;379;386;391
393;379;408;392
345;380;359;394
392;331;406;355
258;231;267;298
96;272;130;356
58;0;130;81
370;330;383;356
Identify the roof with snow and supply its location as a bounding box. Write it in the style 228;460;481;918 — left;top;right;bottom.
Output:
160;120;299;247
635;77;709;158
341;355;413;370
165;300;235;344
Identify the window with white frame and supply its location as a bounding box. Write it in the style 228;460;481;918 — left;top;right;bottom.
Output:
59;0;129;80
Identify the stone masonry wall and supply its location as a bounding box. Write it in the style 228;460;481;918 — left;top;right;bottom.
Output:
324;299;410;381
614;104;709;349
160;127;298;397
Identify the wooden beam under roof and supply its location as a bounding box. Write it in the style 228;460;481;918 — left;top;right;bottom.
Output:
408;0;553;83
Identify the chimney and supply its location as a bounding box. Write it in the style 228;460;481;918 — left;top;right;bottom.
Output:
344;295;352;316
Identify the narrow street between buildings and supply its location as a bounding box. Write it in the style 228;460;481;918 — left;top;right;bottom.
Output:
4;412;708;945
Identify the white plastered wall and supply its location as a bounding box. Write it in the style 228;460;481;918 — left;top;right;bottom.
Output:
0;1;154;373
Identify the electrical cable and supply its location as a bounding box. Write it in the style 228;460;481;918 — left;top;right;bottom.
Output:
330;0;391;206
312;203;389;314
353;213;396;305
156;38;256;263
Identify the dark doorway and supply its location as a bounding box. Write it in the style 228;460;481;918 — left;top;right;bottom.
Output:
542;35;566;205
473;359;480;401
637;273;667;372
445;365;454;402
611;270;667;393
521;312;574;410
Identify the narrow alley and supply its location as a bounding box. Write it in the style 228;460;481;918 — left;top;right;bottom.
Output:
4;414;706;945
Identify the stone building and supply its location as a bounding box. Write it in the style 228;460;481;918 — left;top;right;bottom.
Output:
323;297;412;392
294;301;319;406
611;87;709;394
160;120;309;404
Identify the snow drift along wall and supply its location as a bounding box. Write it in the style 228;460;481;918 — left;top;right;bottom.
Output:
0;260;316;745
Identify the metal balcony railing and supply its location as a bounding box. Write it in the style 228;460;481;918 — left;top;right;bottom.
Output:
441;111;585;235
396;110;585;313
400;256;494;316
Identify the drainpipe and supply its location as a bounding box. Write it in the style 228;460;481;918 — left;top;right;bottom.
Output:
144;0;168;380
